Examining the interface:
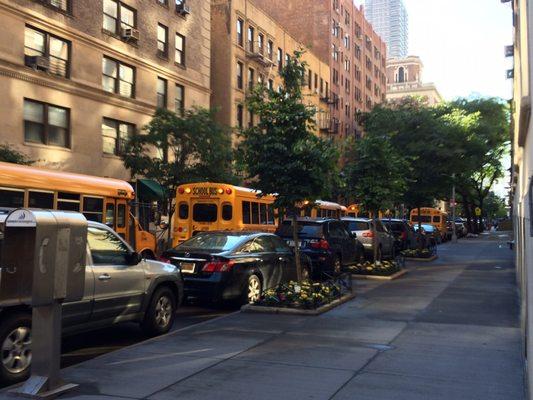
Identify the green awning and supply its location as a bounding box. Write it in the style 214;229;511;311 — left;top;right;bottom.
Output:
136;179;166;201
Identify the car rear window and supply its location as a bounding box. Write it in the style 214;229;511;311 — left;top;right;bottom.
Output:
176;233;244;251
277;221;323;237
345;221;370;231
385;222;405;232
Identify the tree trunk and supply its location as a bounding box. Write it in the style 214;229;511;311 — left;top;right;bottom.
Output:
372;210;379;263
166;199;174;250
291;212;303;282
417;206;423;250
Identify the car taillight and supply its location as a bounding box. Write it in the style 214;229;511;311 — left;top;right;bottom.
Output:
159;256;171;263
202;260;235;273
362;231;374;238
310;239;330;250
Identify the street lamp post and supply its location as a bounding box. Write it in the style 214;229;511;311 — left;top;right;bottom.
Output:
451;182;458;243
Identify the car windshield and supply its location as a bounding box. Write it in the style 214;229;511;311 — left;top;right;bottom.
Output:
345;221;370;231
277;221;323;237
175;233;244;252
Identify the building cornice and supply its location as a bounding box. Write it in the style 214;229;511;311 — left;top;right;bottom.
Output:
0;0;211;95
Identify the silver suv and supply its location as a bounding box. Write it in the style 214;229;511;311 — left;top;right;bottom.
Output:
341;217;395;260
0;219;183;385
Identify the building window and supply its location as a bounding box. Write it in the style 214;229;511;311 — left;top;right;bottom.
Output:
157;0;168;5
247;26;254;52
333;68;339;85
157;77;167;108
175;33;185;66
102;57;135;98
248;110;254;128
258;33;264;54
268;79;274;91
41;0;70;12
308;69;312;89
277;48;283;72
103;0;136;36
24;26;70;77
248;68;255;90
236;18;244;46
102;118;134;155
175;84;185;116
237;61;243;89
332;20;339;37
343;34;349;48
354;44;361;60
314;73;318;90
332;44;338;61
236;104;243;128
267;40;273;59
24;99;69;148
344;59;350;72
157;24;168;57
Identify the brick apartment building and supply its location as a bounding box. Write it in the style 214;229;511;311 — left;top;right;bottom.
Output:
210;0;330;138
0;0;210;179
251;0;387;139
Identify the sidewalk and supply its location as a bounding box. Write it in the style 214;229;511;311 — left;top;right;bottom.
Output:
4;232;524;400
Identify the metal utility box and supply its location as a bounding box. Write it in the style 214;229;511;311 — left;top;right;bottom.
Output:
0;209;87;307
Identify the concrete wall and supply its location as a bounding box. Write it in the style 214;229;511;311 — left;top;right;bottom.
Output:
0;0;211;179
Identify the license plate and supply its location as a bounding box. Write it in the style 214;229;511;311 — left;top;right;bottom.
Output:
180;262;195;273
286;240;306;248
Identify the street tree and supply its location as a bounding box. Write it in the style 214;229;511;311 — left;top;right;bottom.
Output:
122;107;235;247
0;144;32;165
343;134;407;260
238;50;339;280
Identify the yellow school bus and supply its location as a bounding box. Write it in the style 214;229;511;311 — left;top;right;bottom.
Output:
173;182;277;245
410;207;448;238
300;200;346;219
0;161;156;257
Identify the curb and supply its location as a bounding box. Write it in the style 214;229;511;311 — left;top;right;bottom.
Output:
240;292;356;316
404;255;438;262
351;269;408;281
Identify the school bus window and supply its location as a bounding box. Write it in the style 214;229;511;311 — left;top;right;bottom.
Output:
304;207;312;217
28;191;54;209
178;202;189;219
251;202;260;224
105;203;115;227
433;216;441;223
193;203;217;222
222;203;232;221
0;189;24;208
242;201;251;224
259;203;267;224
57;192;80;211
83;197;104;222
117;204;126;228
268;205;275;224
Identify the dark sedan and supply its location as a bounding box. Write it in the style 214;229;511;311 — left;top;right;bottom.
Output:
276;218;365;279
161;231;307;304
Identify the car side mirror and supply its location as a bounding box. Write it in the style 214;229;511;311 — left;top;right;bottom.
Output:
350;231;357;238
127;251;142;265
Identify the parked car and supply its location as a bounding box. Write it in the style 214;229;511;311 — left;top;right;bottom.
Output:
276;218;364;278
413;223;440;246
342;217;395;260
162;231;308;304
455;222;468;238
0;220;183;385
381;218;418;251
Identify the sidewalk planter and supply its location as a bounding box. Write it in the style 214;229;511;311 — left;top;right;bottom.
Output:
346;260;406;280
242;274;354;316
401;248;438;262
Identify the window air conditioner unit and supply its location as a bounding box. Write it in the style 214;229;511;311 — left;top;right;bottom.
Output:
122;28;140;41
176;3;191;15
26;55;50;70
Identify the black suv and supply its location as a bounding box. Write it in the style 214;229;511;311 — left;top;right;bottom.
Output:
276;218;364;279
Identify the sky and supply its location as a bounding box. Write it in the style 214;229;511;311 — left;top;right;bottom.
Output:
356;0;513;197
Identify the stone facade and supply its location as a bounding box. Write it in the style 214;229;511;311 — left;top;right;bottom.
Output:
210;0;330;139
386;56;442;106
0;0;210;179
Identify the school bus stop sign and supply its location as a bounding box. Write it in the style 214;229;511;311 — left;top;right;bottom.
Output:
475;207;482;216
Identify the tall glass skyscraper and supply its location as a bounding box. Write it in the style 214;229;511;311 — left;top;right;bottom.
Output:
364;0;408;58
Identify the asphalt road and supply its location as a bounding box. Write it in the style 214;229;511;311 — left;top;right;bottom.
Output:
60;301;236;368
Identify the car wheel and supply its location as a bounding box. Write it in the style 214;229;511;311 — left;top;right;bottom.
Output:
333;256;342;275
0;313;32;385
141;250;156;260
245;274;262;304
141;286;176;336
